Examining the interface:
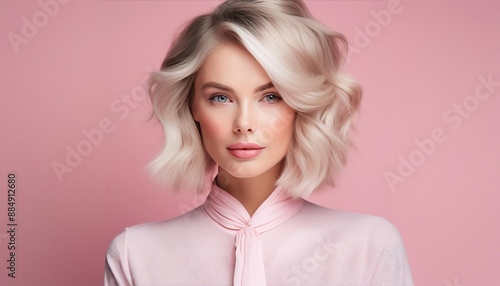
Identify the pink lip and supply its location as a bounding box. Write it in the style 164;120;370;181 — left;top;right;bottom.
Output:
227;142;264;150
227;142;264;159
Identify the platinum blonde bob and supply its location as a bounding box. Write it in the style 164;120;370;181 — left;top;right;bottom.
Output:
147;0;362;197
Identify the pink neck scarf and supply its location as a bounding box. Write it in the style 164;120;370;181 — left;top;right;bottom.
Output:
203;180;304;286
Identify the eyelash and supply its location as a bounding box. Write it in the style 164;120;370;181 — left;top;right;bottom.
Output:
209;93;282;104
263;93;280;103
209;94;230;103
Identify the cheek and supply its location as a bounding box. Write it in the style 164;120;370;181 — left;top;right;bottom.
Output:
263;107;296;141
198;112;228;145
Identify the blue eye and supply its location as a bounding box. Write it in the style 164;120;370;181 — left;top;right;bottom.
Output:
263;93;280;103
210;94;229;103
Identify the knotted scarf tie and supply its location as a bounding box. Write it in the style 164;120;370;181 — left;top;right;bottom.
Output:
203;181;304;286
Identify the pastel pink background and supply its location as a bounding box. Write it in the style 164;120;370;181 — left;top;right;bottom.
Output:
1;0;499;285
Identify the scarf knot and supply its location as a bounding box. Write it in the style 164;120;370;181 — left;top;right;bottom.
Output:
203;181;304;286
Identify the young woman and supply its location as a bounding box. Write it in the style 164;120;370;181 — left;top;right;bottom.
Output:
105;0;413;285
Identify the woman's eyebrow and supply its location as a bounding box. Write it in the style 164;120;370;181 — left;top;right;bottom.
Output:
201;82;232;91
255;82;274;92
201;81;274;93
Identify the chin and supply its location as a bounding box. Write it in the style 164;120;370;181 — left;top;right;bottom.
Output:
226;169;265;179
219;163;269;179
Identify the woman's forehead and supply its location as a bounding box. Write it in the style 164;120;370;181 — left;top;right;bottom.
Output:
195;42;272;90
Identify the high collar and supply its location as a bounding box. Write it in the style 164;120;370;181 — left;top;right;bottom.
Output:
203;179;304;286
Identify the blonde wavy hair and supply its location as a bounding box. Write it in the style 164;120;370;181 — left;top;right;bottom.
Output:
147;0;362;197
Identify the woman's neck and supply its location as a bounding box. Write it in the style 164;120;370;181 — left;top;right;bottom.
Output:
216;163;282;216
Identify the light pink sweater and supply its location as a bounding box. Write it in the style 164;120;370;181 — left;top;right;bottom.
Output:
105;183;413;286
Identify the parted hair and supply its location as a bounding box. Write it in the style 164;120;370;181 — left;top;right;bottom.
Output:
147;0;362;197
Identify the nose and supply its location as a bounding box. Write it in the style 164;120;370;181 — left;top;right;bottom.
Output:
233;105;256;134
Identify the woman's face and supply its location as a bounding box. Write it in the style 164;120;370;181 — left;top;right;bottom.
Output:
191;42;296;180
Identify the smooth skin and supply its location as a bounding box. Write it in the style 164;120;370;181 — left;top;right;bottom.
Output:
191;42;296;216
